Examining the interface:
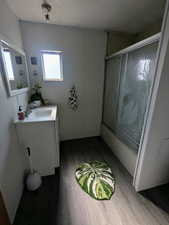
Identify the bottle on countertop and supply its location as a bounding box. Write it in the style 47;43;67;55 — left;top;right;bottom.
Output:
18;105;25;120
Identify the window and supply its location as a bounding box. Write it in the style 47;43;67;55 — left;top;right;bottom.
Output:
41;51;63;81
3;50;14;80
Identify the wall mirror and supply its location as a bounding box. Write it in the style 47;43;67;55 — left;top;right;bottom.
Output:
0;40;29;96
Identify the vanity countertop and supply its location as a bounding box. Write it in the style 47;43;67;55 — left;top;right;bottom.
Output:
15;105;57;124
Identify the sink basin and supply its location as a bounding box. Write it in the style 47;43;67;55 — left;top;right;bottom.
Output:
15;106;57;123
34;108;52;118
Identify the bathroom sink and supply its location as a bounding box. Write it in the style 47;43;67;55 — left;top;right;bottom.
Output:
15;105;59;176
15;106;57;123
34;109;52;117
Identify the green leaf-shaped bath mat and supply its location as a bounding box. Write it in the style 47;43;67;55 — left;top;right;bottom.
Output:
75;161;115;200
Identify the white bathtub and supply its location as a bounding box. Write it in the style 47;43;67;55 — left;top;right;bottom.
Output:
101;124;137;176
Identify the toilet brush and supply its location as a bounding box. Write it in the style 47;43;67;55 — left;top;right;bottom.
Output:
26;147;42;191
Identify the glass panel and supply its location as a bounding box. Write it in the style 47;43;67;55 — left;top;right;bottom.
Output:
42;53;62;80
3;50;14;80
2;46;29;91
103;56;121;133
117;42;158;150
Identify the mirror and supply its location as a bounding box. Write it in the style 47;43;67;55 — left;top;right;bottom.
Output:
0;41;29;96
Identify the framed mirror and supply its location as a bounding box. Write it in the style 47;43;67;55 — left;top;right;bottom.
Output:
0;40;29;96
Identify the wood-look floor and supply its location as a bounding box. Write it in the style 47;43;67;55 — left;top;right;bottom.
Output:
56;137;169;225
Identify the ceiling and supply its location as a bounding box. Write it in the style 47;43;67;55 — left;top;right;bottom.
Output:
6;0;166;33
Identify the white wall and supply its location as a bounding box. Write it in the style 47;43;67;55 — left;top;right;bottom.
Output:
0;0;22;48
106;31;136;55
20;21;106;140
134;21;162;42
0;0;28;222
106;24;162;56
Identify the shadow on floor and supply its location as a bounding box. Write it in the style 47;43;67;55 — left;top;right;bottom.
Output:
13;169;59;225
141;183;169;214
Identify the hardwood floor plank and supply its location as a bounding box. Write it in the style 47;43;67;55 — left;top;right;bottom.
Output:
56;137;169;225
14;137;169;225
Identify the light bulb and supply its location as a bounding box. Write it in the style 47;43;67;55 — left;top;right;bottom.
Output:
41;1;52;21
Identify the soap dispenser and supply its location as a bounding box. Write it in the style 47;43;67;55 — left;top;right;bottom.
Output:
18;105;25;120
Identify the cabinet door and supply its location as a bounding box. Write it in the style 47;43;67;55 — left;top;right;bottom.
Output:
117;42;158;150
17;122;56;176
103;56;122;133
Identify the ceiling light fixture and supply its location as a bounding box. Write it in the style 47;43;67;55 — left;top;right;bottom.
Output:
41;0;52;22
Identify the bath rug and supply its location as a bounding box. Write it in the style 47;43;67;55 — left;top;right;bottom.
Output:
75;161;115;200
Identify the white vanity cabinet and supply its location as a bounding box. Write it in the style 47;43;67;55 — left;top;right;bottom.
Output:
16;106;60;176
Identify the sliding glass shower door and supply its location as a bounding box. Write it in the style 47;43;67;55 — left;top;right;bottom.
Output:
103;42;158;151
103;56;122;133
117;42;158;150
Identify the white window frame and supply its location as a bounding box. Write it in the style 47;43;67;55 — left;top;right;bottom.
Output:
41;50;63;82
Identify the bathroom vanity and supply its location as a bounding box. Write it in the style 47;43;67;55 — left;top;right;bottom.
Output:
15;106;59;176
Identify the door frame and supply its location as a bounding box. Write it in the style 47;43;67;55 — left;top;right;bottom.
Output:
133;0;169;191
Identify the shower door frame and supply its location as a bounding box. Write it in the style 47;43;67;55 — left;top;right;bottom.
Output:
103;33;160;150
133;0;169;191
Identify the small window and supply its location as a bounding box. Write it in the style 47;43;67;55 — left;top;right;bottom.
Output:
3;50;14;80
41;51;63;81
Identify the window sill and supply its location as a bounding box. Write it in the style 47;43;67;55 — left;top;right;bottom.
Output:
43;79;64;82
